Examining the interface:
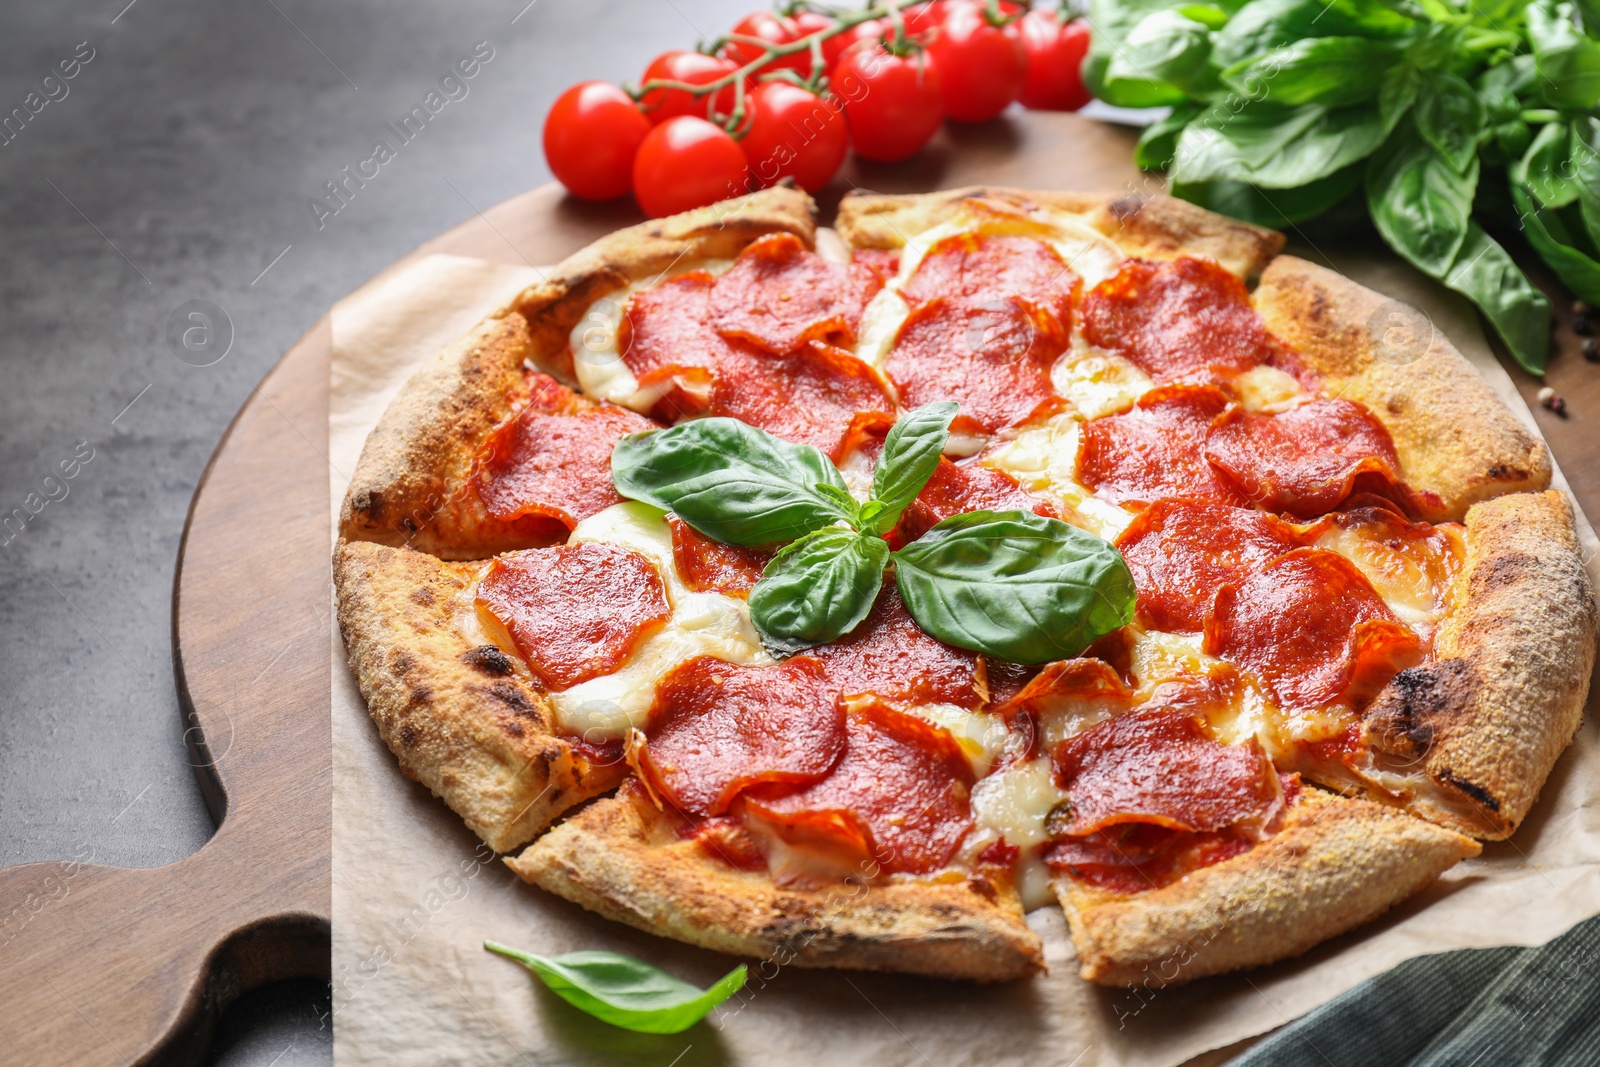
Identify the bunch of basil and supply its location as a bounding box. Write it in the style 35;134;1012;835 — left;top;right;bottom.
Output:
611;403;1135;663
1087;0;1600;373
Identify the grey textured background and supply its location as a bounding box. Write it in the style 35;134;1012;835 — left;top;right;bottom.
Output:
0;1;748;1062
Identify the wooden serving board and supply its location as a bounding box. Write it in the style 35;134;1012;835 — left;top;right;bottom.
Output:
0;110;1587;1065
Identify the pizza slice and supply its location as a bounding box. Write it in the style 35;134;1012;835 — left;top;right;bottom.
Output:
339;185;820;558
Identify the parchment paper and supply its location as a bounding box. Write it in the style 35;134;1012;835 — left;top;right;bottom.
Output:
329;248;1600;1067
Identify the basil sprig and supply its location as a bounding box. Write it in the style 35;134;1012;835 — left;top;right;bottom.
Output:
1089;0;1600;374
610;406;1136;662
485;942;745;1034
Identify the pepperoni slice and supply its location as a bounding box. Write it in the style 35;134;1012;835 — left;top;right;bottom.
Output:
1080;256;1278;383
902;233;1079;329
741;700;975;875
1204;548;1424;708
1204;398;1413;518
886;296;1065;435
476;542;670;690
616;271;732;388
809;582;981;707
851;247;900;285
667;515;774;596
894;455;1061;544
635;656;845;818
710;233;881;356
1077;384;1249;508
1115;499;1307;632
1051;709;1278;835
706;342;896;459
1043;824;1254;894
474;374;659;530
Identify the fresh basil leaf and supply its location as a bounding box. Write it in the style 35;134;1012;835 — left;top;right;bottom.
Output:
1177;2;1232;28
1209;0;1415;71
1414;71;1486;174
1221;36;1404;108
1083;0;1196;107
611;418;852;547
1511;182;1600;304
1173;98;1392;188
1576;117;1600;250
891;510;1136;664
1441;224;1552;375
1576;0;1600;36
1106;9;1217;95
813;482;863;524
1367;121;1478;276
749;528;889;651
1136;104;1202;170
1172;162;1363;225
484;943;746;1035
868;402;956;536
1527;0;1600;110
1517;121;1584;209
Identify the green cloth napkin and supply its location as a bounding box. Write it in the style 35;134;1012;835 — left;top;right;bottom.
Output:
1229;915;1600;1066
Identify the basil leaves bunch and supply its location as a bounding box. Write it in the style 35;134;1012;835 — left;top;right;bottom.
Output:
485;942;745;1033
612;404;1136;663
1089;0;1600;374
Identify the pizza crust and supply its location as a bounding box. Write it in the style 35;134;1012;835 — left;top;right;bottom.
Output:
338;185;816;559
835;186;1285;279
334;538;625;852
507;783;1046;983
1057;788;1481;987
1360;490;1598;839
1253;255;1551;523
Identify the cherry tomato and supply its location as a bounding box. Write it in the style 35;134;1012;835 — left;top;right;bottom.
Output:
821;17;885;68
902;0;1020;38
632;116;750;218
924;4;1028;122
738;82;848;192
638;51;742;124
1018;12;1093;111
830;42;943;163
543;81;650;200
723;11;807;72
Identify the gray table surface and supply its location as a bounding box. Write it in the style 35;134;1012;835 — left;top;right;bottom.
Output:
0;2;753;1062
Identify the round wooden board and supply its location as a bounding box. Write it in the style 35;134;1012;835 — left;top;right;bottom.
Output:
0;110;1586;1065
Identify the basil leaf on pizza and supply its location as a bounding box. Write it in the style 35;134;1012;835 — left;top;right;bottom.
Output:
868;402;958;535
891;510;1137;664
611;418;854;546
485;942;745;1034
749;527;890;651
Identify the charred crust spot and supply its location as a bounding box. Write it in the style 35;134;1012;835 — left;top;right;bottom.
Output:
967;875;998;902
1108;195;1145;221
1485;463;1527;481
354;489;383;520
1471;551;1539;595
1364;659;1477;757
407;685;433;710
398;723;420;747
1437;768;1501;813
410;586;436;608
390;650;415;677
460;644;515;676
502;719;525;739
483;679;539;719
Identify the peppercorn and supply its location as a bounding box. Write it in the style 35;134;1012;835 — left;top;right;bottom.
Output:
1538;386;1569;416
1583;338;1599;363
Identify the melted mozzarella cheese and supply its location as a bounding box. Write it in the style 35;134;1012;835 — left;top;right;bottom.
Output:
898;703;1010;777
985;413;1133;541
965;758;1069;910
1049;338;1151;420
1125;629;1274;751
1231;364;1304;412
547;503;770;738
853;286;908;371
569;258;732;410
1314;523;1450;634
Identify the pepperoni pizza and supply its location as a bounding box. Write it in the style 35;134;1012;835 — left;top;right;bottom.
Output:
334;186;1596;987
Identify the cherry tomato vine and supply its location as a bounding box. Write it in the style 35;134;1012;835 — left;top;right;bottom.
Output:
542;1;1094;217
